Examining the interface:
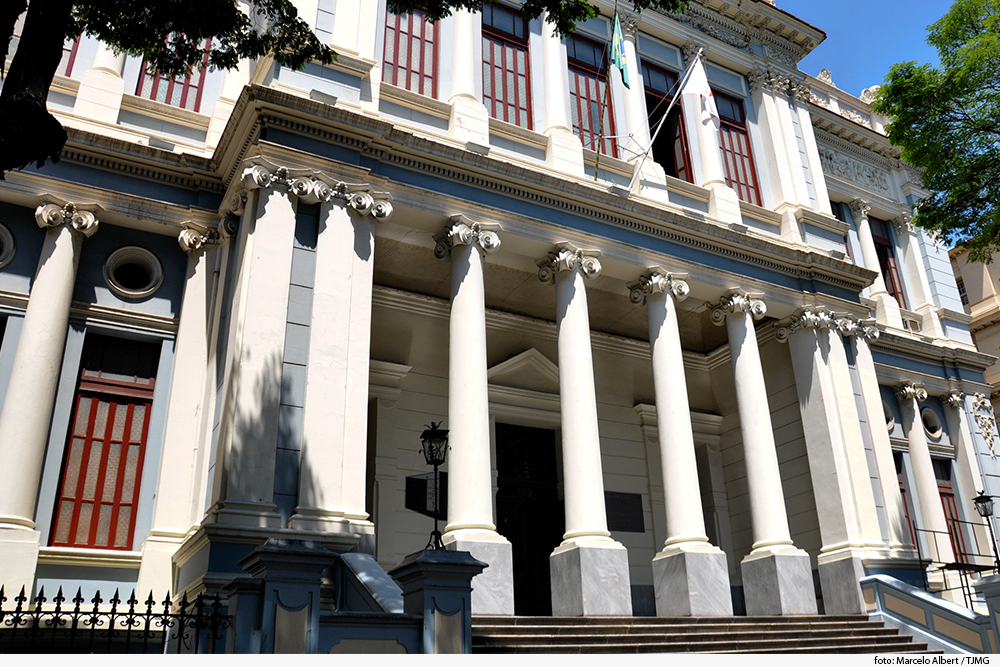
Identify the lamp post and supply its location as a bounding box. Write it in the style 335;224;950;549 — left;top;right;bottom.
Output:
973;490;1000;572
420;422;449;550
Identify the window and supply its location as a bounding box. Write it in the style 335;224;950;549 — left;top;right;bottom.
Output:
482;4;531;129
870;217;908;309
934;459;970;564
136;39;212;112
9;12;80;77
50;335;160;551
715;90;761;206
895;453;918;549
566;34;616;157
383;8;438;97
642;61;691;182
957;277;969;306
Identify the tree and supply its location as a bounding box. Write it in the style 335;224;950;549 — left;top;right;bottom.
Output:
872;0;1000;262
1;0;685;178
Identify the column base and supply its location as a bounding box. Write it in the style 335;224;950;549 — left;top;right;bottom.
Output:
873;292;905;329
817;552;866;614
449;96;491;148
212;500;283;529
545;127;585;177
550;539;632;616
652;543;733;617
73;69;125;125
443;530;514;615
741;547;818;616
0;528;41;596
706;182;743;226
136;530;187;596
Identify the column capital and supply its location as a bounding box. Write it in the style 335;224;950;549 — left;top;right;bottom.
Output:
748;65;789;97
628;269;689;304
773;307;833;343
894;381;928;403
617;10;639;40
240;157;393;222
178;222;221;254
34;201;99;237
940;391;965;409
973;393;998;459
893;212;914;235
788;79;812;104
682;40;707;65
833;314;880;342
537;244;602;283
709;289;766;326
849;198;871;220
434;215;501;260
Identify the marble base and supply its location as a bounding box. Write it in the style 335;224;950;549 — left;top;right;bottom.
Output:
449;96;490;147
652;545;733;617
550;539;632;616
445;534;514;615
0;528;41;595
741;548;818;616
817;554;866;614
545;127;585;177
705;181;743;226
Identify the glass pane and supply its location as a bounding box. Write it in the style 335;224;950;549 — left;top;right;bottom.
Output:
75;503;93;544
96;505;112;546
121;444;140;502
83;440;103;499
95;399;109;434
63;437;85;493
112;404;127;440
131;404;146;440
115;507;132;548
102;442;121;502
54;500;75;543
74;397;91;436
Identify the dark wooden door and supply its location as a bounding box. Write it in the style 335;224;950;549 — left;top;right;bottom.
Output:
495;423;563;616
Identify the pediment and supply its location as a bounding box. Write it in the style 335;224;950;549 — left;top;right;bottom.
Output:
487;348;559;394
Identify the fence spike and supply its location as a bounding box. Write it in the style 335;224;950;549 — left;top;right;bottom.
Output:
145;590;155;613
73;587;85;611
34;585;46;607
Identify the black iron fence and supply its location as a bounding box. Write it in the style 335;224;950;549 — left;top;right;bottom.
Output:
0;586;230;653
914;519;998;608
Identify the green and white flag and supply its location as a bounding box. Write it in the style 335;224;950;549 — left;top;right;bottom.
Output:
611;14;630;89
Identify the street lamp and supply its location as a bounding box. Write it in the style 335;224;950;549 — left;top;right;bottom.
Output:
973;490;1000;572
420;422;449;550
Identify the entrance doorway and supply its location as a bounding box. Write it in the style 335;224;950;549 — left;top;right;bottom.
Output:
495;423;564;616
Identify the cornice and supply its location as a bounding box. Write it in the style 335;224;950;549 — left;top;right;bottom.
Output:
810;109;900;164
870;329;997;372
379;82;451;119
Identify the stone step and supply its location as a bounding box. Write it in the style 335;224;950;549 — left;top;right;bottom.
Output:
473;628;903;644
475;640;933;654
473;622;897;635
475;614;874;625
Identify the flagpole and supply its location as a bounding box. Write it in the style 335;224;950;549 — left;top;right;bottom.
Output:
624;47;703;193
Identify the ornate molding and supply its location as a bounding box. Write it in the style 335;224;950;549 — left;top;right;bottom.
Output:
894;381;928;403
709;290;766;326
940;392;964;410
178;222;221;254
537;246;602;283
774;307;833;342
860;85;880;105
973;393;997;458
849;198;871;220
35;202;99;237
748;65;789;96
788;80;811;104
893;212;913;235
240;157;393;222
682;40;706;64
618;11;639;39
434;216;501;260
835;315;879;342
820;146;891;196
628;270;690;305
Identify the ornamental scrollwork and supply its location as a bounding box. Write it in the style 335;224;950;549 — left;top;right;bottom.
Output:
749;65;790;96
240;158;393;223
709;290;766;326
894;381;928;403
893;212;913;235
35;202;99;237
774;307;833;342
940;392;964;410
628;270;689;305
537;246;602;283
178;222;221;254
973;393;997;458
434;217;501;260
849;198;871;220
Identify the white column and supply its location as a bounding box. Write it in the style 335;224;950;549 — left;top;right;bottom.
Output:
711;290;817;615
540;13;584;175
680;42;741;225
850;199;904;328
895;381;955;563
448;9;489;147
291;187;392;541
74;42;127;124
893;216;944;337
632;270;732;616
434;217;514;615
0;202;98;594
537;245;631;616
137;225;219;595
617;13;649;161
941;392;993;561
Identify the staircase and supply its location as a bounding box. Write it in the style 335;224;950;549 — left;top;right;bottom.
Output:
472;615;940;653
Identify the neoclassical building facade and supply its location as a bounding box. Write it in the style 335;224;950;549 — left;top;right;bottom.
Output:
1;0;998;620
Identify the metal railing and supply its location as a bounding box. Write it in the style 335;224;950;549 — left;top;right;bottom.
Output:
914;519;998;609
0;586;230;654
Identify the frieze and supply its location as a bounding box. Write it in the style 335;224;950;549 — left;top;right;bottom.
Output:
659;2;809;63
818;146;891;196
973;393;997;458
838;105;873;130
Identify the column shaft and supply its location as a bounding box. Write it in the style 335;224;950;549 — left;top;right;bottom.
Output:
619;28;649;161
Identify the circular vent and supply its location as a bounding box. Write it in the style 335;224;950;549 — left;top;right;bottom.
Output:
103;247;163;300
0;223;15;270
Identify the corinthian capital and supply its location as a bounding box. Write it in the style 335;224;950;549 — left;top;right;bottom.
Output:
940;392;964;409
748;65;790;96
774;307;833;343
893;212;913;235
178;222;221;254
240;157;393;222
833;315;879;342
894;381;928;403
628;269;689;304
709;289;766;326
537;245;602;283
35;201;99;237
849;198;871;220
434;216;501;259
617;11;639;39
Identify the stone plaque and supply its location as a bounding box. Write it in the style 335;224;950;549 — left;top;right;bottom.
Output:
605;491;645;533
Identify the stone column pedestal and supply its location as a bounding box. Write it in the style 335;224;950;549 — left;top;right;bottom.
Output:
652;544;732;616
550;539;632;616
741;547;817;616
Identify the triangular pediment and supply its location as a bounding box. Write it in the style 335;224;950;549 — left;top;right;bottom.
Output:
487;348;559;394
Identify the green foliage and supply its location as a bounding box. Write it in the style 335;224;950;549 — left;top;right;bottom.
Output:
872;0;1000;262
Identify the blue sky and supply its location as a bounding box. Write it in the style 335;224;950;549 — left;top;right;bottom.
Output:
777;1;951;98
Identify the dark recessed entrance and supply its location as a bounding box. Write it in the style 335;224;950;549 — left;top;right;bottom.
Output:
495;423;564;616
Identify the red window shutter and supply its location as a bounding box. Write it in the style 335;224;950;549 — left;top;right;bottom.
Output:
715;91;761;206
383;9;438;97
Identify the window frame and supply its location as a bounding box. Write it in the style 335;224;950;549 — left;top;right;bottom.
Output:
135;39;213;113
481;4;532;129
870;217;909;310
382;8;439;98
715;89;762;206
640;60;692;183
566;33;617;158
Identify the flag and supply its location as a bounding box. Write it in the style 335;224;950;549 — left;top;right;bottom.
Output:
680;51;719;128
611;15;630;89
